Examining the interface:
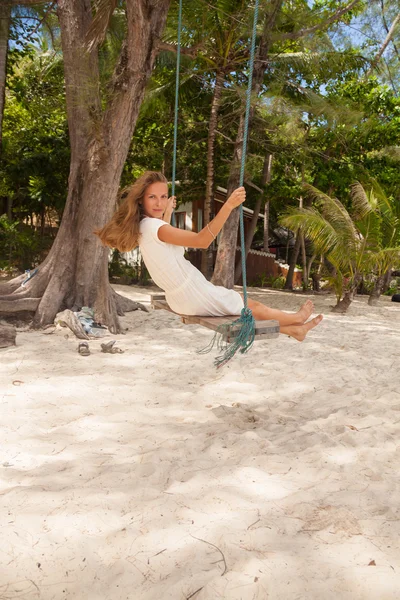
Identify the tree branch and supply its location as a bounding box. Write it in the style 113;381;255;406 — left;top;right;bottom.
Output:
0;274;26;295
244;178;264;194
157;40;202;58
104;0;170;154
381;0;400;60
365;12;400;77
276;0;362;41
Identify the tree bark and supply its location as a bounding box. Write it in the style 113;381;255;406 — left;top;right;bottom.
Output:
201;70;224;279
212;0;283;288
0;4;11;148
0;0;170;331
234;153;272;283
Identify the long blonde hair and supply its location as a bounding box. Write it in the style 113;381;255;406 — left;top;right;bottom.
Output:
96;171;168;252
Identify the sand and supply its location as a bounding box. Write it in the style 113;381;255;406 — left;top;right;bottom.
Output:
1;285;400;600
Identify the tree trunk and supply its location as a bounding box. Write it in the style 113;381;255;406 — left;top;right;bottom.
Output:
306;253;316;289
212;0;283;288
300;234;307;285
201;70;224;279
211;111;245;287
263;199;269;252
234;153;272;283
332;273;361;313
0;4;11;148
0;0;170;331
284;231;301;290
368;274;385;306
382;267;392;293
6;195;12;220
331;289;353;313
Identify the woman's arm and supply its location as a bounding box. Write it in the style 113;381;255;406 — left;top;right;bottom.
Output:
158;187;246;249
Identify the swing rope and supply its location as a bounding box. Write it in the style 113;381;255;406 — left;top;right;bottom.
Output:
173;0;260;367
170;0;183;227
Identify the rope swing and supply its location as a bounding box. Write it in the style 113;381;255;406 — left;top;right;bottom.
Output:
170;0;183;227
172;0;261;367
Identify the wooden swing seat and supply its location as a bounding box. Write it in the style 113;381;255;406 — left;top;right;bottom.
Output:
150;293;280;343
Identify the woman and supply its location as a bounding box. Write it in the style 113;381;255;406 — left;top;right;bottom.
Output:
97;171;323;341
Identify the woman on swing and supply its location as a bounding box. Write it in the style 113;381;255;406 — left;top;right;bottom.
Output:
97;171;323;341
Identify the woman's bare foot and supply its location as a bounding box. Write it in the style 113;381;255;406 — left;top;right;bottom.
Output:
282;314;323;341
295;299;314;324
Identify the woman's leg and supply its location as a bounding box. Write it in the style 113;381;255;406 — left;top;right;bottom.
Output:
246;297;314;327
280;315;323;341
244;297;324;341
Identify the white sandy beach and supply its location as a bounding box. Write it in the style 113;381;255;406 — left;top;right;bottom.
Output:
1;285;400;600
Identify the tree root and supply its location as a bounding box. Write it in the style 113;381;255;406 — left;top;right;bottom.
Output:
0;324;17;348
0;273;26;295
113;290;148;315
0;297;40;313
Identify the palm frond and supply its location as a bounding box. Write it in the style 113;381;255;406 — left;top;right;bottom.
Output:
303;184;359;251
86;0;118;52
350;182;375;221
281;208;350;267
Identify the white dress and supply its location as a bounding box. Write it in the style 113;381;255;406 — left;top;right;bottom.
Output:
139;217;244;317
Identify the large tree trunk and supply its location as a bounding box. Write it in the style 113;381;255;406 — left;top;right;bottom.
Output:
201;70;224;279
212;0;283;288
0;4;11;147
234;153;272;283
0;0;170;331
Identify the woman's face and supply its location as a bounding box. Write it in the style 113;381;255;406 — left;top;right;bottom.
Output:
142;182;169;218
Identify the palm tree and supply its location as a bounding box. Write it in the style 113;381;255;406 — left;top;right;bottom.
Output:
280;183;400;312
351;182;400;305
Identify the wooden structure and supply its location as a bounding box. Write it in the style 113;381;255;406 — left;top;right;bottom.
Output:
150;293;280;343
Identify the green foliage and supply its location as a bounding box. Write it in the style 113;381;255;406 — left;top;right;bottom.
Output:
1;48;69;222
254;273;286;289
0;215;49;271
281;182;400;304
108;250;151;285
3;0;400;289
